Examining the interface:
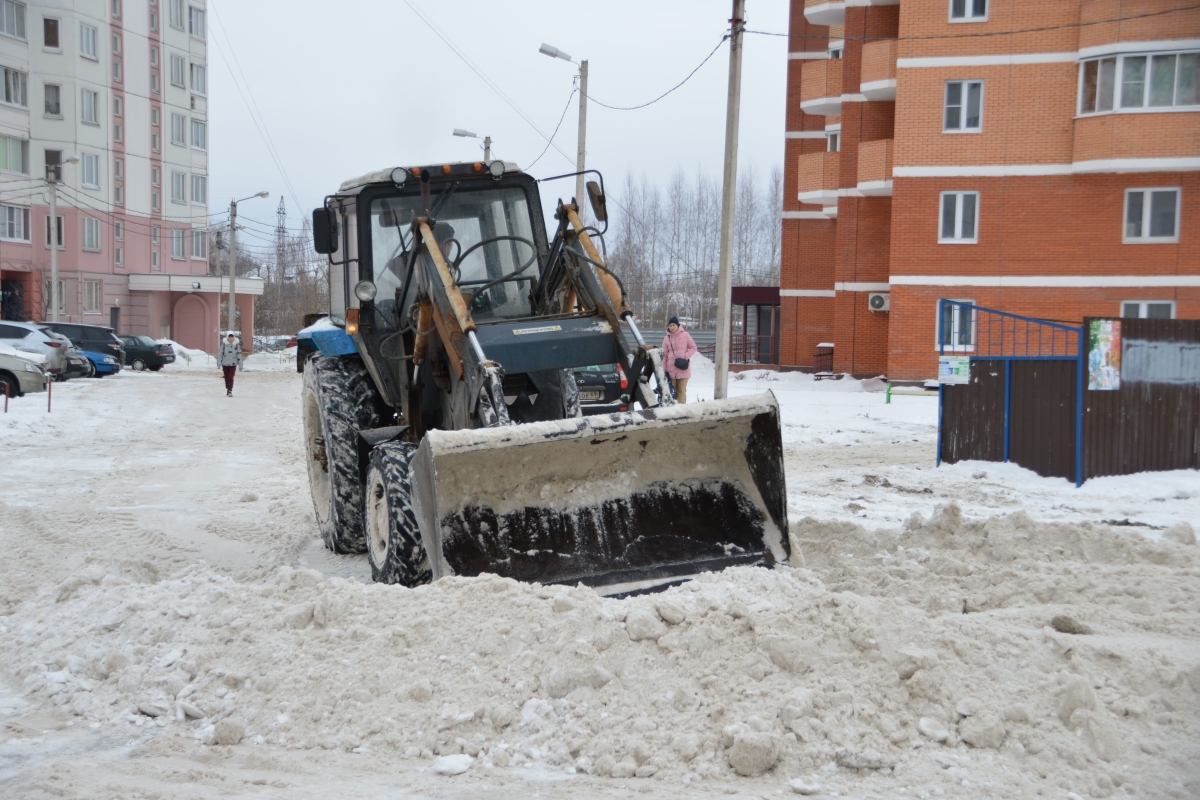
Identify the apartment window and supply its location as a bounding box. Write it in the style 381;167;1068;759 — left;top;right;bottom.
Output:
0;0;25;40
151;107;160;126
113;96;122;117
827;132;840;152
172;228;184;259
188;6;204;39
44;280;64;312
81;152;99;187
152;225;160;245
829;47;843;59
1080;52;1199;114
151;250;160;270
151;166;160;186
43;82;60;116
191;119;206;150
939;191;979;243
171;171;185;203
150;11;157;32
1122;301;1175;319
171;112;185;145
0;204;29;241
152;191;160;210
191;64;206;95
944;80;983;131
80;89;98;124
45;214;64;247
191;174;207;205
83;218;101;251
114;246;123;267
114;158;123;179
114;123;122;142
42;16;57;49
44;149;61;182
151;132;160;152
114;184;123;205
191;229;206;259
112;33;120;54
79;22;96;60
1124;188;1180;243
170;53;184;88
949;0;986;22
938;300;976;350
150;72;159;92
169;0;183;29
0;134;28;174
113;60;122;82
3;67;26;107
112;0;120;19
84;280;100;313
114;219;123;241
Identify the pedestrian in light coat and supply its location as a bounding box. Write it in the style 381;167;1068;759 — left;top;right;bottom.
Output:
218;333;242;397
661;316;697;404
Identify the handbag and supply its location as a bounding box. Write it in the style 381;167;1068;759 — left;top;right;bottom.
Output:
667;336;690;371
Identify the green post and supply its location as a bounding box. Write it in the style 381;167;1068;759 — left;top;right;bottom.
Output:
885;382;892;404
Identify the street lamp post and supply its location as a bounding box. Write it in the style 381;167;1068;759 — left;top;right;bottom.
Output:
47;156;79;323
227;191;269;343
453;129;492;161
714;0;747;400
539;43;587;204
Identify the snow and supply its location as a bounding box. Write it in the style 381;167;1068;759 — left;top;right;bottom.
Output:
1;364;1197;799
0;342;45;366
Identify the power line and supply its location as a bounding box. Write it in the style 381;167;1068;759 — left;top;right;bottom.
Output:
586;35;729;111
525;83;578;171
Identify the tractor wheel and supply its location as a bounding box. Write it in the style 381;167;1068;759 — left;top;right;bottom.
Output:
302;354;386;554
364;442;431;587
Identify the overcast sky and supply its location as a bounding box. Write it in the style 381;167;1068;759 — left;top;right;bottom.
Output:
208;0;789;247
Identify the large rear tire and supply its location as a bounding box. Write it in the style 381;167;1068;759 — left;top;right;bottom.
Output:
364;443;432;587
302;355;386;554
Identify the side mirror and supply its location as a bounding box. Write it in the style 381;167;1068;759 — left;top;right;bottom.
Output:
312;207;338;254
586;181;607;223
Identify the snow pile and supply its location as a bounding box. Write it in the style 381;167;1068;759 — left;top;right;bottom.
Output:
3;507;1197;796
156;339;210;367
0;342;45;365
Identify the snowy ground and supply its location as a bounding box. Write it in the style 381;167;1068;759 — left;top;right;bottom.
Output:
0;356;1196;798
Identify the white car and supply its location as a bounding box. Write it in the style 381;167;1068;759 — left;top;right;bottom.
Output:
0;321;68;376
0;343;48;397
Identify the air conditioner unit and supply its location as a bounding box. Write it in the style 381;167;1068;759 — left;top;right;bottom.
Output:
868;292;890;312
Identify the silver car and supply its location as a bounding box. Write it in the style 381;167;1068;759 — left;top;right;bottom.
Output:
0;347;48;397
0;321;68;377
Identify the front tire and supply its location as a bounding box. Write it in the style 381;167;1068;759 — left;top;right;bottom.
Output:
131;358;147;371
364;443;432;587
302;355;386;554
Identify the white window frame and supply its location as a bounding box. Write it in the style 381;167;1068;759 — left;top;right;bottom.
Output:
0;0;26;41
1078;51;1200;116
151;166;160;186
169;0;183;30
171;171;186;204
112;0;121;20
191;118;206;150
188;6;204;39
149;9;157;32
114;184;123;205
79;22;97;60
150;45;158;67
0;203;29;242
827;131;840;152
43;82;60;116
1120;301;1176;319
114;219;123;240
170;53;185;88
171;227;185;259
191;174;206;205
191;229;206;259
943;80;984;132
948;0;987;23
152;191;160;210
151;106;160;126
114;245;123;267
42;16;59;51
82;217;101;252
939;191;979;244
114;157;123;180
150;72;160;93
1123;187;1181;243
937;299;976;353
2;67;27;108
81;88;99;125
83;279;101;313
151;225;160;246
190;63;206;96
81;152;99;188
113;122;122;143
170;112;185;145
151;132;160;152
112;59;122;82
151;249;160;270
112;32;120;54
43;279;64;313
0;134;28;175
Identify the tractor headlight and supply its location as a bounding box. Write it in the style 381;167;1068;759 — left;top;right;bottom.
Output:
354;280;377;303
488;160;505;178
390;167;409;187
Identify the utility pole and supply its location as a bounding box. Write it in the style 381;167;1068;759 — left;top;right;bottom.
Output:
713;0;746;400
483;135;492;161
48;168;59;323
227;199;238;338
576;59;588;205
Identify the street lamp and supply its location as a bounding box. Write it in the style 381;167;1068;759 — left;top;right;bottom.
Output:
539;42;587;204
47;155;79;323
226;191;269;346
453;129;492;161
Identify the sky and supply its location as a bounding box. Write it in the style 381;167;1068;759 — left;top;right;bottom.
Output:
207;0;790;244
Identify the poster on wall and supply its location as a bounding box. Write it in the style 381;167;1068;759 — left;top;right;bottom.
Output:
938;355;971;385
1087;319;1122;390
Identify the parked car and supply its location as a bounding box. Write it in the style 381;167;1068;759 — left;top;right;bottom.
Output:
118;335;176;371
37;328;79;380
573;363;629;415
78;349;121;377
64;351;96;380
40;322;126;366
0;345;48;397
255;335;292;352
0;321;68;376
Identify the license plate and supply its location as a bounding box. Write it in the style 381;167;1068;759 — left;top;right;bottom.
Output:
579;390;602;401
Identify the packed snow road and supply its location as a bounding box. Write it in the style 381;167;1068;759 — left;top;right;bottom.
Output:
0;359;1197;799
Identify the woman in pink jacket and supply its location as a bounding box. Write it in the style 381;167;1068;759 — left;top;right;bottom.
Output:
661;316;697;403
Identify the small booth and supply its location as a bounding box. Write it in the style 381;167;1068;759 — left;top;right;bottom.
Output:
731;286;780;367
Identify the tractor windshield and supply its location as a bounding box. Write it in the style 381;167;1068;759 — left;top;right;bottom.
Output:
370;185;539;324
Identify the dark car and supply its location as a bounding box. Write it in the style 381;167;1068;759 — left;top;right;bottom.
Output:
63;351;96;379
119;335;175;371
41;323;125;366
574;363;629;416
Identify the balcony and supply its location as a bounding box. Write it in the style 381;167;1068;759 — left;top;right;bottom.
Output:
804;0;845;26
860;39;897;101
856;139;893;196
800;59;843;116
797;151;841;205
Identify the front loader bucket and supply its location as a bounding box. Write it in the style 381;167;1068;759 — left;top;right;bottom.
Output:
408;393;789;595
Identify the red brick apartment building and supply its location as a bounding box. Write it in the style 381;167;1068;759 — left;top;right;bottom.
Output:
780;0;1199;379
